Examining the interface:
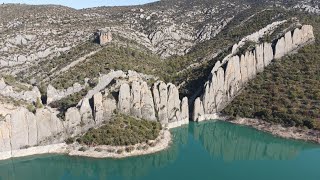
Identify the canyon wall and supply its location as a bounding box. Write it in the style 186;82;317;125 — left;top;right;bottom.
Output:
0;77;188;152
0;24;315;154
193;25;315;121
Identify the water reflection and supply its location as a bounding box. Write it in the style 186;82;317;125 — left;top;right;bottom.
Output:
0;126;189;180
190;121;319;161
0;121;319;180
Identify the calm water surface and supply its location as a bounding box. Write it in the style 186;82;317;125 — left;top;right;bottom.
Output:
1;121;320;180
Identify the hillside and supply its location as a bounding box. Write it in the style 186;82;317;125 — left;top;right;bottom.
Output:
0;0;320;156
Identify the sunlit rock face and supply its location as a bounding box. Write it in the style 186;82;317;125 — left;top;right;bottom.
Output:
193;25;315;121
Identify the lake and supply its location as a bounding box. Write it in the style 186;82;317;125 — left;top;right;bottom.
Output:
1;120;320;180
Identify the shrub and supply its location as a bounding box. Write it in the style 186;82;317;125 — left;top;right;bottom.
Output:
125;146;135;153
78;114;162;146
65;137;74;144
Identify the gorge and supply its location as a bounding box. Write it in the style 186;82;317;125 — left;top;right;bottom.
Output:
0;4;320;180
0;23;316;160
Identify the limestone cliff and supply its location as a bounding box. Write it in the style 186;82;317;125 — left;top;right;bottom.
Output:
0;75;188;153
193;25;315;121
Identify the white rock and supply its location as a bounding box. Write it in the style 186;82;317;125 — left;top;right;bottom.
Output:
140;82;156;121
130;81;142;118
118;83;131;114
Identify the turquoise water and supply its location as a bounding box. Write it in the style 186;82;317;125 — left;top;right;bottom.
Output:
1;120;320;180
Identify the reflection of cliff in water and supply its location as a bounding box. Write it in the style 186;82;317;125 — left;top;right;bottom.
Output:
0;126;189;180
190;121;318;161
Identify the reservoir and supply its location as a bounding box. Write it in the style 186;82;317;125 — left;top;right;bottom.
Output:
1;121;320;180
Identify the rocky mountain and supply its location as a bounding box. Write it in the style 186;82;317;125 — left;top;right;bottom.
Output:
0;0;320;156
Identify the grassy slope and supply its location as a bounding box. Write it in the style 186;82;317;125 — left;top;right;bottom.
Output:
223;13;320;130
77;114;162;146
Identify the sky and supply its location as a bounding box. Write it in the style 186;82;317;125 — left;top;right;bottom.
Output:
0;0;159;9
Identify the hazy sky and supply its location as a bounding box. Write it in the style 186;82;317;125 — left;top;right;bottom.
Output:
0;0;159;9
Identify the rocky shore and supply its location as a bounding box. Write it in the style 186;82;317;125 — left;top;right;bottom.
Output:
221;117;320;144
0;129;172;161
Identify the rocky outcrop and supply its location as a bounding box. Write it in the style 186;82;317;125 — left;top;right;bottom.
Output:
0;78;41;103
193;25;315;121
118;83;131;114
85;70;126;99
64;108;81;137
47;83;85;105
93;92;104;124
153;81;168;124
140;82;156;121
114;80;189;127
0;107;66;152
36;109;65;144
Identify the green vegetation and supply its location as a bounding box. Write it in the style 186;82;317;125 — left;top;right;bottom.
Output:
223;12;320;130
224;31;320;130
3;75;31;92
77;114;162;146
49;88;89;119
16;41;100;89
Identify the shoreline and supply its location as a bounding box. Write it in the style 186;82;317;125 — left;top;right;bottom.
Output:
196;114;320;144
220;116;320;144
2;116;320;161
0;129;172;161
225;118;320;144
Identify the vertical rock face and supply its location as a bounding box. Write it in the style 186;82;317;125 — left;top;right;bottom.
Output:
167;83;181;123
153;81;169;124
284;31;293;54
93;92;104;124
255;44;264;73
263;42;273;66
130;81;142;118
79;98;94;131
193;97;204;121
140;82;156;121
118;83;131;114
103;93;117;121
240;54;248;84
64;108;81;137
292;28;302;48
193;25;315;121
274;37;286;59
10;108;30;150
180;97;189;122
0;116;11;152
36;109;65;144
